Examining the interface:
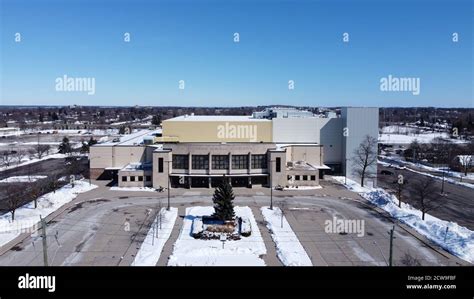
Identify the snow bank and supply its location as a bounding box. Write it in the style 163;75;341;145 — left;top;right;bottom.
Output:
131;207;178;266
110;186;157;192
168;206;266;266
261;207;312;266
283;186;322;190
332;176;474;264
0;180;98;247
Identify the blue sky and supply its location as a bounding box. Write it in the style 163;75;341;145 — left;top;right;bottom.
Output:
0;0;472;107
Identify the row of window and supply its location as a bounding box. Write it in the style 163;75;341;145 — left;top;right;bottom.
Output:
122;175;151;182
288;175;316;181
171;154;268;170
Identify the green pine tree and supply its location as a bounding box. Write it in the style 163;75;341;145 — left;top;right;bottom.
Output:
212;180;236;221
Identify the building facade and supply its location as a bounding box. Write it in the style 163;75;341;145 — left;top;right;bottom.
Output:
89;107;378;189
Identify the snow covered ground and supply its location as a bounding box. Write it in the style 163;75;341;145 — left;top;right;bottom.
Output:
110;186;158;192
379;126;467;144
261;207;312;266
131;207;178;266
168;206;266;266
331;176;474;264
0;175;47;183
282;186;322;191
379;132;466;144
0;180;98;248
378;158;474;189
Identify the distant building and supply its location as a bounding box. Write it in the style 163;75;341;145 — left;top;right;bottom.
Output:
90;107;379;188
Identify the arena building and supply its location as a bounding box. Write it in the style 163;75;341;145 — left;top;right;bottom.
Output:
89;107;378;189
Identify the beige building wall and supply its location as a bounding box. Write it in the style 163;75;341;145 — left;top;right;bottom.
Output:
269;150;287;187
118;170;152;187
162;120;272;142
284;145;324;166
153;150;172;189
90;146;113;169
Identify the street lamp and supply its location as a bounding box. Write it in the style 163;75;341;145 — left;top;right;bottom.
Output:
165;160;172;211
270;160;276;210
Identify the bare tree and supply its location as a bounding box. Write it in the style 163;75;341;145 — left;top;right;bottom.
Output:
48;175;60;194
1;151;15;167
13;149;26;165
351;135;378;187
399;252;421;266
457;155;472;176
29;182;43;209
6;184;23;221
36;144;51;159
412;176;440;220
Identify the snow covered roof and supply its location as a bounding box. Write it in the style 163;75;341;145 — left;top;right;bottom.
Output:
121;162;152;171
166;115;270;122
95;129;161;146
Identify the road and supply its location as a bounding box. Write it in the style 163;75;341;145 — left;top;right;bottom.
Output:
377;163;474;230
0;157;88;212
0;181;467;266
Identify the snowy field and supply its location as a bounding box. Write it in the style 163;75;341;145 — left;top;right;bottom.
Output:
110;186;158;192
379;132;465;144
131;207;178;266
0;180;98;248
0;175;47;183
261;207;312;266
168;206;266;266
379;126;467;144
331;176;474;264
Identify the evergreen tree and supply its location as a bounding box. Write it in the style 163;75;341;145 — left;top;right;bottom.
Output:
152;115;162;126
212;180;236;221
58;137;72;154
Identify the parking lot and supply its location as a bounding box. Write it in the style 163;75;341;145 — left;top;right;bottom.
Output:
0;178;468;266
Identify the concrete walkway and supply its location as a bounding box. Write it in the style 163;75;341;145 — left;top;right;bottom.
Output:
251;206;283;266
156;206;185;266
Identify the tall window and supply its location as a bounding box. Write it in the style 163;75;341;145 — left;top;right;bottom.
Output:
192;155;209;170
212;155;229;169
158;157;164;173
232;155;248;169
172;154;188;169
251;154;267;169
276;157;281;172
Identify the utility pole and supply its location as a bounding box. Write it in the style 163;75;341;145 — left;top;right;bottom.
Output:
40;216;48;266
388;225;396;266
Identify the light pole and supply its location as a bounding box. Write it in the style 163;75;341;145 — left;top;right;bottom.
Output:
441;170;445;195
165;160;172;211
270;160;276;210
